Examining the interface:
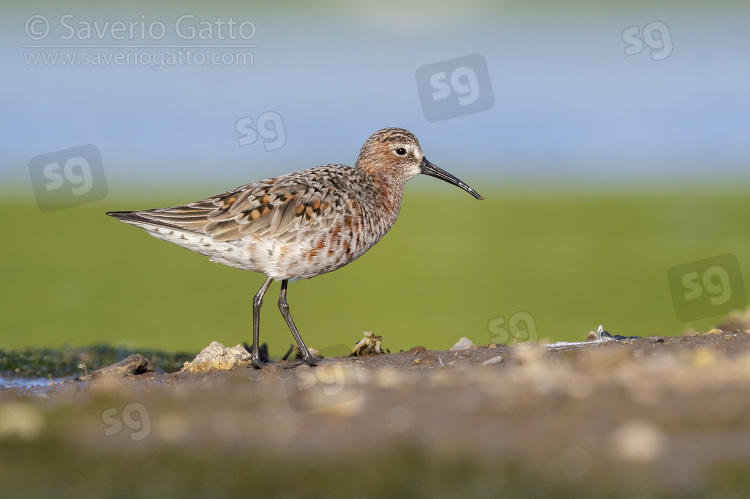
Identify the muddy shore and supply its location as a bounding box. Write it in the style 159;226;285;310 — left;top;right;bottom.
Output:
2;331;750;498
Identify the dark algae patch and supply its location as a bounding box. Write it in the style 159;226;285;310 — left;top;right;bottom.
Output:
0;345;195;378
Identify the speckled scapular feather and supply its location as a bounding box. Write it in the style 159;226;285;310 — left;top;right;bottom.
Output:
107;127;483;367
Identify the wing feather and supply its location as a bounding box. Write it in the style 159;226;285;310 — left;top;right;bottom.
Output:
112;166;357;244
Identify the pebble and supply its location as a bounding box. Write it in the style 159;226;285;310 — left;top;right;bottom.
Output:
182;341;250;373
0;402;44;440
451;337;475;351
482;355;504;366
692;348;717;368
609;419;666;464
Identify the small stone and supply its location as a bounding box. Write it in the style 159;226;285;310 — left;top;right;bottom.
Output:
482;355;504;365
692;349;717;368
609;419;666;464
413;354;438;365
0;403;44;440
373;368;401;388
87;354;154;380
450;337;474;351
705;328;723;335
409;346;427;355
181;341;251;373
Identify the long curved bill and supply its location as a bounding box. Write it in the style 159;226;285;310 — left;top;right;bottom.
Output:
420;157;484;200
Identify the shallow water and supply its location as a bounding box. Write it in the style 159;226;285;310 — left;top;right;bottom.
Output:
0;376;71;390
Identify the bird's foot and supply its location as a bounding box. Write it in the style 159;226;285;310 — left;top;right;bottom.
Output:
245;342;269;369
300;350;319;367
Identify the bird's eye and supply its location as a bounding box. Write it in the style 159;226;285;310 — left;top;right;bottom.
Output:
395;147;407;156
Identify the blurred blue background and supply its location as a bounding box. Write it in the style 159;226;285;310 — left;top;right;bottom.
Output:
5;0;749;187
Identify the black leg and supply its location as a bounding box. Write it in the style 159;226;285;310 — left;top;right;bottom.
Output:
251;276;274;369
278;280;318;366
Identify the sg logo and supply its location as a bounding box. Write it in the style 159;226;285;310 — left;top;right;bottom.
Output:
236;111;286;152
284;362;360;412
101;402;152;442
668;254;746;321
415;53;494;122
488;311;538;351
28;144;107;212
430;66;481;106
622;21;673;62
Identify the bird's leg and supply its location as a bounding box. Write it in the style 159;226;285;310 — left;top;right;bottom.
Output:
278;280;318;366
251;276;274;369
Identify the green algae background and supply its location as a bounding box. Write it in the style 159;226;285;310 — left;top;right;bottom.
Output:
2;183;749;355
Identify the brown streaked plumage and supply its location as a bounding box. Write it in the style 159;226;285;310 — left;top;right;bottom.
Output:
107;127;483;368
